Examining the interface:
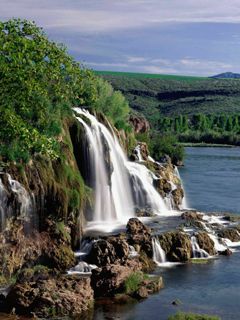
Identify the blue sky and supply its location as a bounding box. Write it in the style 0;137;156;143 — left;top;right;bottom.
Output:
1;0;240;76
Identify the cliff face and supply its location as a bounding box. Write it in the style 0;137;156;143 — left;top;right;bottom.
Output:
0;111;185;317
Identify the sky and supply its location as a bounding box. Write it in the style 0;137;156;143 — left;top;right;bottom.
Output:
1;0;240;76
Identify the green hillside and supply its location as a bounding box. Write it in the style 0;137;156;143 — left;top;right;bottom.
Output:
98;71;240;146
98;71;240;119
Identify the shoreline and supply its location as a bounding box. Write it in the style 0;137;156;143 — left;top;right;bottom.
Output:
178;142;237;148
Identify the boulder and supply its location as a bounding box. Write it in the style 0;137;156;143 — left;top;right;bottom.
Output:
91;259;141;297
5;271;93;318
158;231;192;262
129;114;150;134
218;228;240;242
87;236;129;267
181;211;203;221
126;218;152;256
196;232;216;256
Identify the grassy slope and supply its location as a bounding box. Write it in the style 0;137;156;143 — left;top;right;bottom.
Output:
96;71;240;124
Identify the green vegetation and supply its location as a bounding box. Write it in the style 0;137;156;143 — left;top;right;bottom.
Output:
96;70;206;81
124;271;148;294
0;19;131;163
100;71;240;146
168;312;220;320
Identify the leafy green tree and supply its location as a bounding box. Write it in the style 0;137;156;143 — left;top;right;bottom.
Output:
0;19;97;162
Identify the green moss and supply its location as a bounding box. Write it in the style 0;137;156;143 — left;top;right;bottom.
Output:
55;221;71;243
191;259;210;264
168;312;220;320
124;272;148;295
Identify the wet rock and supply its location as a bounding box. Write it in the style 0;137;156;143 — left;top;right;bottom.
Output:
135;207;155;217
87;236;129;267
181;211;203;221
218;228;240;242
129;114;150;134
219;248;233;256
196;232;216;256
91;259;141;297
134;285;149;299
158;231;192;262
126;218;152;256
5;271;93;318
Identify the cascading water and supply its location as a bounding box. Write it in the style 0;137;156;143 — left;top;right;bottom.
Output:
0;173;33;231
0;176;10;230
174;166;188;209
152;237;167;264
7;174;33;218
75;108;135;223
74;108;169;227
191;235;209;258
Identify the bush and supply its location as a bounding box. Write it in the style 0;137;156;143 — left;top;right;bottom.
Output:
124;271;147;294
150;133;185;165
0;18;96;162
168;312;220;320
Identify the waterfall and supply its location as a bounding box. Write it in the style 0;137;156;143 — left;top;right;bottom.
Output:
127;162;169;214
152;237;167;264
134;145;144;162
74;108;169;226
208;234;227;253
0;177;10;230
0;173;33;231
191;236;209;258
174;166;188;209
7;174;33;218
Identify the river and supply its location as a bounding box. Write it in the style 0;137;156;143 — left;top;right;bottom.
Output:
93;147;240;320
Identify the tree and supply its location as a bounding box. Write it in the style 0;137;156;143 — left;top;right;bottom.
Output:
0;19;96;161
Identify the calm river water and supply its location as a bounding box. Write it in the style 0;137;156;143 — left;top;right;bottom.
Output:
93;147;240;320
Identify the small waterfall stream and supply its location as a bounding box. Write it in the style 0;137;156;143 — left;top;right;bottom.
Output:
152;237;167;265
174;167;189;209
74;108;169;226
191;236;209;258
0;173;33;231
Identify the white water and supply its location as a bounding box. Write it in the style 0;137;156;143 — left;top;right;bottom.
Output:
134;145;144;162
191;235;209;258
67;261;98;275
7;174;33;218
74;108;169;228
209;234;227;252
152;237;167;264
174;167;189;209
0;173;33;230
0;176;9;230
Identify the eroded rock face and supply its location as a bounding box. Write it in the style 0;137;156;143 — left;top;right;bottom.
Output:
126;218;152;256
0;220;75;284
218;228;240;242
195;232;216;256
158;231;192;262
129;114;150;134
87;236;129;267
91;259;141;297
5;270;93;317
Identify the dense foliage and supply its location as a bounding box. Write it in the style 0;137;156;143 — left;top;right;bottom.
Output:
157;113;240;145
0;19;131;162
100;71;240;145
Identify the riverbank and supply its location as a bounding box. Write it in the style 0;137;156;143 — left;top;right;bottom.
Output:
178;142;236;148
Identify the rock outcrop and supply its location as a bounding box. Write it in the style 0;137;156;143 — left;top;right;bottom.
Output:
218;228;240;242
158;231;192;262
87;236;129;267
126;218;152;256
5;268;93;318
195;232;216;256
129;114;150;134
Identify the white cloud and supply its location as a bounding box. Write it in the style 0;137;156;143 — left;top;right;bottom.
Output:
1;0;240;34
86;56;235;76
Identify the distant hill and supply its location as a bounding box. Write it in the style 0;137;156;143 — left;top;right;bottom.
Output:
211;72;240;79
98;71;240;122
